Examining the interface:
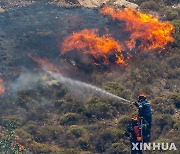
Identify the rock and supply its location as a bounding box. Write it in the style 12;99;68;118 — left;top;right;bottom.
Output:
78;0;108;8
50;0;80;7
77;0;138;8
0;7;5;13
0;0;139;9
110;0;138;9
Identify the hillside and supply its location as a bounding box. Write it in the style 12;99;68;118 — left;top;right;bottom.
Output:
0;0;179;153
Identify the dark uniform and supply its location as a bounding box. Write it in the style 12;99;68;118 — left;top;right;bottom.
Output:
125;116;143;154
137;94;152;142
138;99;152;128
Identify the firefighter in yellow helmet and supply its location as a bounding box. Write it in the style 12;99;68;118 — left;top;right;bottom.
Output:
134;94;152;141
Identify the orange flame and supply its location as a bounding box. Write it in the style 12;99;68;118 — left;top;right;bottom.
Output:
0;77;5;95
101;7;174;51
61;29;125;65
28;54;62;73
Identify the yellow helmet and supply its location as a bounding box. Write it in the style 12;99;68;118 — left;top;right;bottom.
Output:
138;93;146;101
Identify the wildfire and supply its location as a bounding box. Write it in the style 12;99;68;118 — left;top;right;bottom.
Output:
61;29;125;65
101;7;174;51
60;8;174;68
0;77;5;95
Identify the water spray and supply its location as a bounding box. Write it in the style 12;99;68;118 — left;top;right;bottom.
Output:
45;69;132;104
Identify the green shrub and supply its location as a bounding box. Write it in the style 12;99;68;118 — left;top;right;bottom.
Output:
68;125;86;138
167;55;180;69
166;9;178;20
60;113;81;125
54;100;66;108
15;129;33;141
167;68;180;79
151;97;175;114
29;141;64;154
152;114;175;137
168;93;180;108
86;97;115;119
171;20;180;48
140;0;160;11
56;88;66;98
117;115;131;129
1;115;25;128
24;122;38;135
111;129;125;141
102;82;131;99
173;120;180;131
106;142;129;154
78;138;89;151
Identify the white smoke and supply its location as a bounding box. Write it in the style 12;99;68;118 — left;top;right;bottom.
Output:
9;67;131;104
44;69;131;104
9;71;44;93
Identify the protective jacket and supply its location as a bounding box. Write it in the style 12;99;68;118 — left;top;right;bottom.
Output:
138;100;152;127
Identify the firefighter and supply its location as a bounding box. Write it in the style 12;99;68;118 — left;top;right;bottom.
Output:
125;116;143;154
134;94;152;141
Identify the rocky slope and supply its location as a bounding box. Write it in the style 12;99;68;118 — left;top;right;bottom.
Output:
0;0;138;9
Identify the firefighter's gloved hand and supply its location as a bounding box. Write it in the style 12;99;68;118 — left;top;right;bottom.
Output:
133;102;139;108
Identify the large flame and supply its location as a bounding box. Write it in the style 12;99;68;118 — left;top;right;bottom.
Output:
0;77;5;95
101;7;174;51
60;8;174;67
61;29;125;65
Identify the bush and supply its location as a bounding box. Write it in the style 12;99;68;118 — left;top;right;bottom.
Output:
102;82;131;100
168;93;180;108
56;88;66;98
86;97;116;119
167;68;180;79
117;115;131;129
151;97;175;114
68;125;86;138
0;115;25;128
22;122;40;141
15;129;33;142
54;100;66;108
173;120;180;131
166;9;178;20
140;0;160;11
94;129;114;153
106;142;129;154
29;141;64;154
152;114;175;140
167;54;180;69
60;113;81;125
171;20;180;48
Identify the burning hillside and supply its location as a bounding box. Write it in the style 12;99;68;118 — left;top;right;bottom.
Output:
61;29;125;65
0;1;179;153
60;7;174;68
101;7;174;51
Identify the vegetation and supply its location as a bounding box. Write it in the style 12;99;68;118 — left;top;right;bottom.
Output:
0;123;27;153
0;1;179;153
